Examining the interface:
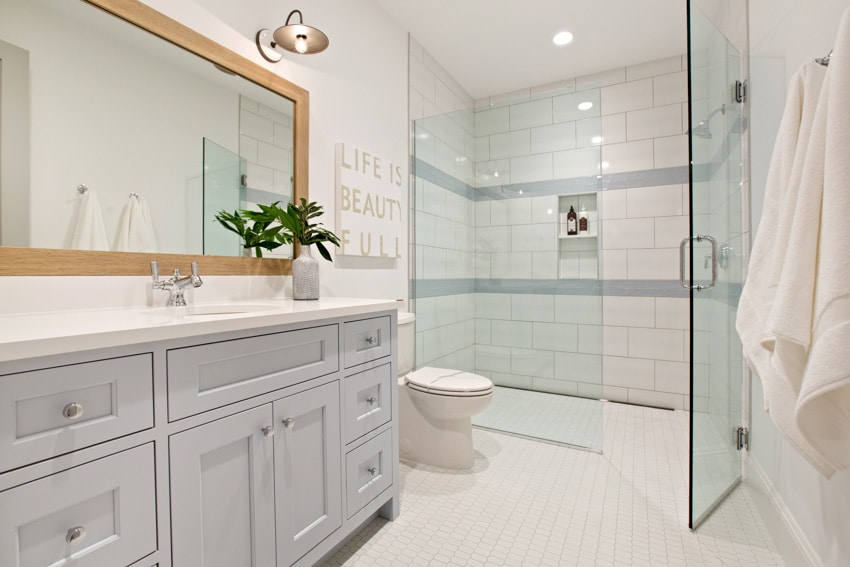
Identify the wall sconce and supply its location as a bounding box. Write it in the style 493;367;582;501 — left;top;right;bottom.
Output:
256;9;329;62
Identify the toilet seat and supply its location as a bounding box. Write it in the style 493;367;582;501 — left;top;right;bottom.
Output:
405;367;493;397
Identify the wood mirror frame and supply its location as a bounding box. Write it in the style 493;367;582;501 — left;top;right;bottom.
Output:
0;0;308;276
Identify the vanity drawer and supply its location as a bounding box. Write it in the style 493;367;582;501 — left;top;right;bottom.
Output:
0;443;157;567
0;354;154;473
343;363;392;444
345;429;393;519
167;324;338;421
343;316;391;368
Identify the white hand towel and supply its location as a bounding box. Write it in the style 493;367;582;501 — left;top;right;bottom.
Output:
114;195;157;253
69;189;109;251
138;196;159;253
792;8;850;475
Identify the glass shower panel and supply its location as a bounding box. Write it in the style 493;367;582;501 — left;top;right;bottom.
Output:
202;138;242;256
688;4;746;529
411;87;604;451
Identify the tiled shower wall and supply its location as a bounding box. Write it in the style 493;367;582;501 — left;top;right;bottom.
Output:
410;40;694;410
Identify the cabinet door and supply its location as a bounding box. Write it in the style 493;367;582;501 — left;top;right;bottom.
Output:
170;405;276;567
273;382;342;566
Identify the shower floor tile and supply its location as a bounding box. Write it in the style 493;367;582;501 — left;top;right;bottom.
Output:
322;401;785;567
471;386;604;451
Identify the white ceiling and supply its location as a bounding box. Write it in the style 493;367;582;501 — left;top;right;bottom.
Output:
373;0;688;100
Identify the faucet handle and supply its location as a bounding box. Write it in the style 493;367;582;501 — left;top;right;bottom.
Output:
191;262;203;288
150;261;159;282
191;262;199;278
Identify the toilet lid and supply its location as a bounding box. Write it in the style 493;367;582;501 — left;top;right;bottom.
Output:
406;367;493;396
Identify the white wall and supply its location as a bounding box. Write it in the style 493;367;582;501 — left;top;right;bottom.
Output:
749;1;850;565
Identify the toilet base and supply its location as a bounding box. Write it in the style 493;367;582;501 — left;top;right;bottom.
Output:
398;380;491;469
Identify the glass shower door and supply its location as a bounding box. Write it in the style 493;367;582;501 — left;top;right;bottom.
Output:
687;3;746;529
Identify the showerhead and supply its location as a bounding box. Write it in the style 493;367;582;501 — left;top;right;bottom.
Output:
688;104;726;140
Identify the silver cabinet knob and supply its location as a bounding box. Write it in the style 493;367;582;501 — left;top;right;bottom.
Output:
262;425;274;437
367;467;377;476
66;526;86;544
62;403;84;420
365;335;377;345
282;418;295;429
366;396;378;406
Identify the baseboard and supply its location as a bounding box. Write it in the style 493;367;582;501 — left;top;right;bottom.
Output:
747;457;824;567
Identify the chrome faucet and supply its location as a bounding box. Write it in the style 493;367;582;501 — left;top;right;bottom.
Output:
151;261;203;306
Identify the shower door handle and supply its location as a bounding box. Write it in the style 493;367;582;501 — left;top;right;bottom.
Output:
679;234;717;291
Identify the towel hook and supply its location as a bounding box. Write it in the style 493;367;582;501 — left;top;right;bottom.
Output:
77;184;88;194
129;192;140;200
815;49;833;66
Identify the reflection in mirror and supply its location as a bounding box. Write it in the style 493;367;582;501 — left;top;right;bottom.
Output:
0;0;307;274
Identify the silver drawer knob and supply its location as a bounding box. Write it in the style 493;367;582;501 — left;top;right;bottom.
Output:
262;425;274;437
366;396;378;406
66;526;86;544
282;418;295;429
368;466;377;476
365;336;377;345
62;403;84;420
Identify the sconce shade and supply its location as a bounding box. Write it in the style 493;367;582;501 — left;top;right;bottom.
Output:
256;9;328;61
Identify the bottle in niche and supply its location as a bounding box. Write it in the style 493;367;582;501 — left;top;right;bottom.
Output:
567;206;578;236
579;206;588;233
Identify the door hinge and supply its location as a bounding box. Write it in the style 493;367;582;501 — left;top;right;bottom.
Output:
736;426;749;451
735;80;747;104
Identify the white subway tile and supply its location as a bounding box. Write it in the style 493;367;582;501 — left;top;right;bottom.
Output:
475;318;492;345
422;246;446;279
415;331;425;367
653;71;688;106
627;248;679;280
409;57;436;102
510;154;554;184
246;162;274;192
628;328;685;361
603;326;629;357
531;78;576;99
575;117;603;148
240;110;275;143
578;251;598;278
488;199;509;225
602;113;627;144
476;226;511;252
511;348;555;378
627;184;684;218
654;215;689;248
415;211;436;247
577;67;626;90
533;322;579;352
490;130;531;160
475;200;491;227
578;383;603;398
474;136;490;162
510;99;553;130
601;78;653;115
492;251;533;279
555;352;602;383
475;107;510;136
554;147;601;178
491;320;533;348
531;196;559;224
512;224;556;252
491;373;533;389
603;296;655;327
655;297;689;330
555;295;602;325
553;91;601;123
626;56;683;81
533;378;578;395
490;88;531;108
627;104;683;141
558;251;580;278
532;252;559;279
578;324;602;354
601;189;628;219
475;252;491;279
602;385;629;403
603;356;655;389
627;389;684;410
530;122;577;154
654;360;689;394
602;218;655;249
507;198;532;225
654;135;689;168
601;140;654;173
601;249;628;279
475;293;512;320
240;135;258;162
512;294;555;322
476;344;512;373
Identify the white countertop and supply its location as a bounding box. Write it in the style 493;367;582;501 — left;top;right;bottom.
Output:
0;297;399;363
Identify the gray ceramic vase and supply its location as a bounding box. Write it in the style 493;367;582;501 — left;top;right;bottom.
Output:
292;244;320;300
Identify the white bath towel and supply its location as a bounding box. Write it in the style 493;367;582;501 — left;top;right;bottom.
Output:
735;61;831;475
790;9;850;475
69;189;109;251
114;194;158;253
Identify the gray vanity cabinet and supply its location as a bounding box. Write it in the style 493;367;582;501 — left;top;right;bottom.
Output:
169;405;277;567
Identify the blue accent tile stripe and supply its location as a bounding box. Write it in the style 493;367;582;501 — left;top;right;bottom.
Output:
412;278;691;299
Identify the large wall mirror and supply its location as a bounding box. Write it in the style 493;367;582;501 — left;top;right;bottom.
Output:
0;0;308;275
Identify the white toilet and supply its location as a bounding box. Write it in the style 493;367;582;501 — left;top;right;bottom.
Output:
397;311;493;469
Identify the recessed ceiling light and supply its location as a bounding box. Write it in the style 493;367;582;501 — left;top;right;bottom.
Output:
553;31;574;46
578;101;593;111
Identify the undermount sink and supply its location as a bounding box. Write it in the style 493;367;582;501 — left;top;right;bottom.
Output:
143;303;282;318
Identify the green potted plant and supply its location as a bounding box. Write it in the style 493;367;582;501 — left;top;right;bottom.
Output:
213;202;291;258
272;198;341;300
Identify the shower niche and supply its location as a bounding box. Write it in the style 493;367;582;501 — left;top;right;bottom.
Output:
557;192;599;279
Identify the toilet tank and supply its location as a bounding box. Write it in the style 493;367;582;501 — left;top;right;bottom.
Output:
397;311;415;377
